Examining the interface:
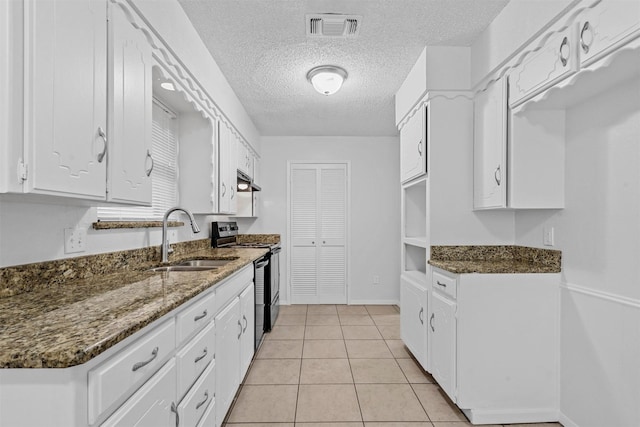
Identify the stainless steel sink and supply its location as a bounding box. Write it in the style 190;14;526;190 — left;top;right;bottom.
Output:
177;259;236;267
148;265;219;273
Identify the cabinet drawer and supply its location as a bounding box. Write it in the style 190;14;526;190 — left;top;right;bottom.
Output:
197;393;216;427
101;359;177;427
578;0;640;67
509;28;577;107
433;270;457;299
89;319;176;424
176;320;215;400
177;291;215;343
178;358;215;427
215;266;253;313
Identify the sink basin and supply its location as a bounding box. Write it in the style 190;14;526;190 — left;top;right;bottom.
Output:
148;265;219;273
177;259;235;267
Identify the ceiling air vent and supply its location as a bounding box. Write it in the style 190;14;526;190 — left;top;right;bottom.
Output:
306;14;362;38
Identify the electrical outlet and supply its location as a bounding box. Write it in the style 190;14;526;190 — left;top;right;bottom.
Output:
372;275;380;285
64;227;87;253
543;226;555;246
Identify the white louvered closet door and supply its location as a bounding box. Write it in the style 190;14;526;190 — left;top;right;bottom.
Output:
290;163;348;304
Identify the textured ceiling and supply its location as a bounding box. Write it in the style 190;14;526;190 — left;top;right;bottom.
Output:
179;0;509;137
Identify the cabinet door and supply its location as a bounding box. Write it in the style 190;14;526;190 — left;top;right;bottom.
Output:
239;283;255;377
218;123;231;213
578;0;640;67
229;133;238;214
473;78;507;209
25;0;107;199
430;291;456;402
107;2;152;205
400;276;427;367
215;297;241;427
101;359;177;427
400;106;426;183
509;28;577;107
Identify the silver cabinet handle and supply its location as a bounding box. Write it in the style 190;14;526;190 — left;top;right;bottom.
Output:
242;315;248;332
194;347;208;363
194;309;208;322
132;347;158;371
418;307;424;324
430;313;435;332
417;140;423;156
231;186;235;200
145;150;154;177
170;402;179;427
559;36;570;67
221;182;226;197
580;21;591;54
97;127;108;163
436;280;447;288
494;164;501;186
195;391;209;410
237;320;242;339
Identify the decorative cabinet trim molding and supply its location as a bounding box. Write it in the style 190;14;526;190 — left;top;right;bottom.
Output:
113;0;259;158
397;91;472;131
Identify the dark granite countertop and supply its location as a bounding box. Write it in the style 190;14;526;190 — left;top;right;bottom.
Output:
0;247;268;368
428;245;561;274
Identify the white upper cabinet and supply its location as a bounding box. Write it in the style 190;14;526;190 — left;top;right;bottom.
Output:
473;78;507;209
107;2;153;205
509;27;577;108
218;122;237;214
24;0;108;200
400;106;426;183
577;0;640;67
237;140;254;179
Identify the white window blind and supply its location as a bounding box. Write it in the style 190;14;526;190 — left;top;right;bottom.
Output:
97;100;178;220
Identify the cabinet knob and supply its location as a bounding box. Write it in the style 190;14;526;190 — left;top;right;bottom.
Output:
580;21;592;54
97;127;108;163
559;36;570;67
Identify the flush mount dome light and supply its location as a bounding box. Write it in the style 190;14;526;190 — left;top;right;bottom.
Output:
307;65;348;96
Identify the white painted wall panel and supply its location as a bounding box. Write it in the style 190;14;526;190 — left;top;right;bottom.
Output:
515;76;640;425
255;136;400;304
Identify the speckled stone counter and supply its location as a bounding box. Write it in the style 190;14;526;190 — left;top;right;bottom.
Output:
0;245;267;368
429;245;561;274
237;234;281;244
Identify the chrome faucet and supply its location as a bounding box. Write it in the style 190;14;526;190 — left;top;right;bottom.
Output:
162;207;201;263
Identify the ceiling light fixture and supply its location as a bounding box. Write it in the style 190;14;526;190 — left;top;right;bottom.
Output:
307;65;348;96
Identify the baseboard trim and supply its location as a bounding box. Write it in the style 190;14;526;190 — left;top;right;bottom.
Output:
559;411;580;427
348;299;400;305
462;407;559;425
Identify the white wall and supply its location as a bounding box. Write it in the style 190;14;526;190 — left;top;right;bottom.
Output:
514;78;640;427
254;136;401;305
470;0;576;88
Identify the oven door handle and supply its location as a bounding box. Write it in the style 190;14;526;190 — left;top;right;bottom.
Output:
255;260;269;269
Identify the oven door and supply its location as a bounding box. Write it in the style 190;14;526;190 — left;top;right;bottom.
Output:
254;256;269;349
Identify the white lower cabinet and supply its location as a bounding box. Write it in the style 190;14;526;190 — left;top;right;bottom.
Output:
400;274;427;367
178;359;215;427
101;359;177;427
429;289;456;400
214;297;241;427
427;267;560;425
215;280;255;427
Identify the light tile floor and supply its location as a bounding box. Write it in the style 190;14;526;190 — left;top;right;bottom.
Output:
224;304;563;427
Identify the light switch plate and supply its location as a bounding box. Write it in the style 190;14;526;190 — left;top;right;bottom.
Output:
543;226;555;246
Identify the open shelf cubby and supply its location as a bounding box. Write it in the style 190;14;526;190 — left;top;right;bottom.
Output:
403;178;427;242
